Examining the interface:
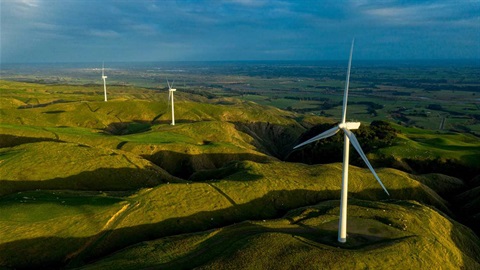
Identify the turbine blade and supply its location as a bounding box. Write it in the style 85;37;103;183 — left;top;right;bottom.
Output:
168;91;171;107
167;79;171;89
293;126;340;149
341;38;354;124
171;80;175;89
343;128;390;195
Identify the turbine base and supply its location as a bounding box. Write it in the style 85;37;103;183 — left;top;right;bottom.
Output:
338;237;347;243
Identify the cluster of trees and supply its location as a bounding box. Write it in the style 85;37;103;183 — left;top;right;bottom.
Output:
356;101;384;116
284;96;329;101
427;104;464;116
286;121;397;165
181;89;217;99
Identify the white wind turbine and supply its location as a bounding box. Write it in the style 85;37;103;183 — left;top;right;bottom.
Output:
167;79;176;125
102;62;108;102
293;39;390;243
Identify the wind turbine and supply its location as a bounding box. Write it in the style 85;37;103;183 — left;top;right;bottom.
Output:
293;39;390;243
167;79;176;125
102;62;108;102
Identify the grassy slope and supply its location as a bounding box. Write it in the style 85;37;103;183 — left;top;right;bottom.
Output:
1;80;479;269
82;200;480;270
0;141;179;196
0;80;298;128
1;78;310;191
93;161;453;254
0;190;129;269
0;160;466;268
376;124;480;169
371;125;480;220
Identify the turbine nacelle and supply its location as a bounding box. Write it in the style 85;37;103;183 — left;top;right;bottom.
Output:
102;75;108;79
338;122;360;130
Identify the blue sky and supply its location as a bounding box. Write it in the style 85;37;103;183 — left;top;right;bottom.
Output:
1;0;479;63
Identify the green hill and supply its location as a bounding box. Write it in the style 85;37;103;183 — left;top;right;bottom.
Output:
82;199;480;270
374;124;480;180
0;141;179;196
0;80;479;269
0;160;469;268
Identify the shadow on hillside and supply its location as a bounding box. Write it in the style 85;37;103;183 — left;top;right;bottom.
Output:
143;150;271;179
42;110;66;114
452;179;480;236
403;157;479;181
103;121;153;135
107;120;306;161
289;143;479;182
1;187;479;269
0;166;173;197
190;162;263;182
233;121;305;159
17;99;73;109
152;119;213;125
0;134;64;148
103;119;212;135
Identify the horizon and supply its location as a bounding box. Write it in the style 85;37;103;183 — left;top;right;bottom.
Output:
2;58;479;65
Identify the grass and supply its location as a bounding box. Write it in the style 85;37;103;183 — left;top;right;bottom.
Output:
0;159;463;268
0;79;479;269
374;124;480;168
81;199;480;270
0;141;176;196
0;190;128;269
60;160;457;264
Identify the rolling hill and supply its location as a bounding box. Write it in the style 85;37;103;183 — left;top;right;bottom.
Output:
0;80;479;269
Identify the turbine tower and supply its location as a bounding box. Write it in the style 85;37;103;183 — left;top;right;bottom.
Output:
167;79;176;125
293;39;390;243
102;62;108;102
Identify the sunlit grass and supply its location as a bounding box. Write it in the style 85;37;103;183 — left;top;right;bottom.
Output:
0;79;479;269
82;200;480;270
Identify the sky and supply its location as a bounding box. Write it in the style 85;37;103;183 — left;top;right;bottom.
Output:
1;0;479;63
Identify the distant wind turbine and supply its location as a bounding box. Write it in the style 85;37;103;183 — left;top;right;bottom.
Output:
167;79;176;125
293;39;390;243
102;62;108;102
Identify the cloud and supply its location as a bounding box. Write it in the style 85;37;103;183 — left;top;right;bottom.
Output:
357;0;480;26
363;6;432;25
1;0;478;62
33;22;61;31
227;0;268;7
88;30;121;38
4;0;44;21
18;0;39;7
126;23;158;36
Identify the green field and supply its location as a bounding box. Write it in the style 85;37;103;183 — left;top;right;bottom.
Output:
0;80;479;269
